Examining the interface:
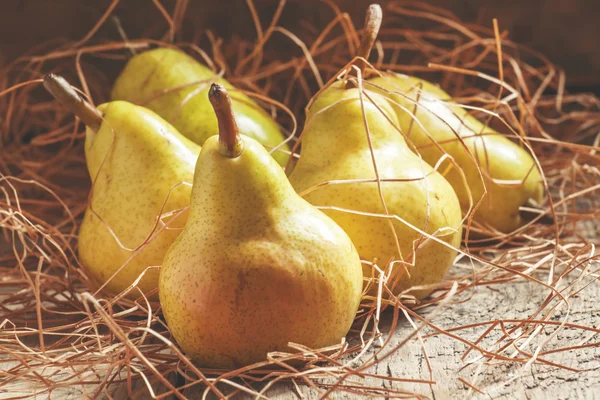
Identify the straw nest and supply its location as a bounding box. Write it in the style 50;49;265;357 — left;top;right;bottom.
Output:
1;0;599;398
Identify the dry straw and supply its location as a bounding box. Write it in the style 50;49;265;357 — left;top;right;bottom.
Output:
1;0;599;398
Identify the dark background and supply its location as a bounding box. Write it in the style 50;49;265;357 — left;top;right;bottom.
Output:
1;0;598;92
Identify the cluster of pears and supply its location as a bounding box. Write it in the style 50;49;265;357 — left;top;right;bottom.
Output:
44;47;292;300
42;2;545;369
289;4;543;298
44;75;362;368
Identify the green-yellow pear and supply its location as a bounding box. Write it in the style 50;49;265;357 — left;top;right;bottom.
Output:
159;83;363;369
288;6;462;299
44;74;200;299
289;81;463;300
111;47;291;166
369;73;544;233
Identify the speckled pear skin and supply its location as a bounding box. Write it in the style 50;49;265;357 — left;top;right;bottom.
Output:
369;74;544;233
111;48;290;166
158;135;363;369
289;82;463;300
78;101;200;299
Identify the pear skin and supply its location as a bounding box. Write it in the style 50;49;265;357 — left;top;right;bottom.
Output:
77;100;200;298
289;82;463;300
159;84;363;369
369;74;544;233
111;47;290;166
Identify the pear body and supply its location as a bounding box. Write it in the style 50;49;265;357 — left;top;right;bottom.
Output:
369;74;544;233
159;135;363;369
111;48;290;165
78;101;200;298
289;83;462;299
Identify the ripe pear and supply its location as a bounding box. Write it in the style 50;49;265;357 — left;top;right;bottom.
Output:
111;47;291;166
159;84;363;369
44;74;200;299
369;73;544;232
289;81;463;300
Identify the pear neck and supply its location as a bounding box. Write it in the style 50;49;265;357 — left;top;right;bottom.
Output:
189;140;290;227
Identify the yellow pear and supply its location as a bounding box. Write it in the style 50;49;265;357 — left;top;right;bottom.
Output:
369;73;544;232
44;74;200;299
159;84;363;369
289;80;462;299
111;47;291;166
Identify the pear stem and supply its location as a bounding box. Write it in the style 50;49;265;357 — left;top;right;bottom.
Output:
345;4;383;89
43;73;103;132
209;83;243;158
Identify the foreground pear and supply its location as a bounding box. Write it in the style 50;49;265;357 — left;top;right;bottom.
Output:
289;6;462;299
111;47;291;166
159;84;363;369
44;74;200;299
369;73;544;232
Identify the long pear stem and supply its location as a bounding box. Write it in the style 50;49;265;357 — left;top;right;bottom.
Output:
209;83;243;158
346;4;383;89
43;74;103;132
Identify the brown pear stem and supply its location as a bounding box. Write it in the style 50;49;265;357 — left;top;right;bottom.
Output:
346;4;383;89
43;73;103;132
209;83;243;158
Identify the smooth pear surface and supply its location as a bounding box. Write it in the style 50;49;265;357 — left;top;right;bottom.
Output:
369;74;544;233
289;82;463;299
78;101;200;298
111;48;290;165
159;134;363;369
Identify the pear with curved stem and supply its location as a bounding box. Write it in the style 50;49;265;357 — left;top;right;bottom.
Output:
44;74;200;299
111;47;291;166
289;4;463;300
158;83;363;369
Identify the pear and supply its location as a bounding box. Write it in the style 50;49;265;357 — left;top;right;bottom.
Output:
44;74;200;299
289;81;462;299
159;83;363;369
288;5;462;300
111;47;291;166
369;73;544;232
